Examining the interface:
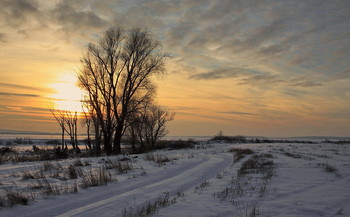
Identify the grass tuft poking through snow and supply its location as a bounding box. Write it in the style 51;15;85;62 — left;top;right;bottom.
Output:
104;158;134;174
144;153;178;166
195;179;210;192
230;148;254;163
121;192;177;217
317;163;341;177
80;167;113;189
3;190;35;207
238;153;274;177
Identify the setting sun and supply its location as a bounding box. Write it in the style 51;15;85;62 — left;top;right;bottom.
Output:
48;73;83;113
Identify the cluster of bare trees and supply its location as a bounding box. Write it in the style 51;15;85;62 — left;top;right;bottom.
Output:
127;103;175;153
74;26;174;154
49;106;80;153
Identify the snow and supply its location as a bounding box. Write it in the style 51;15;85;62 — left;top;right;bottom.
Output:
0;141;349;217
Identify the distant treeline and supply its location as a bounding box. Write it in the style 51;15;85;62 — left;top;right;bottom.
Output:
322;140;350;144
210;135;350;144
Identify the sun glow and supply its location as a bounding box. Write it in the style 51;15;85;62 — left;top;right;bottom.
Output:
48;73;84;113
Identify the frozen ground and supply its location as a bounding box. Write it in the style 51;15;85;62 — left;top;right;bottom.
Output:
0;141;349;217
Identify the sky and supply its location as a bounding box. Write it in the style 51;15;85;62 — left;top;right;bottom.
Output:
0;0;350;137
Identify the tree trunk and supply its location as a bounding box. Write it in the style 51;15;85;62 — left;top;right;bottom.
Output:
113;125;123;154
104;130;113;155
93;119;101;152
86;123;92;150
61;126;65;149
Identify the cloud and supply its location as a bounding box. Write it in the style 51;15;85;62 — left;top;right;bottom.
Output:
289;81;323;88
51;1;106;29
231;19;287;52
189;67;253;80
167;23;197;47
240;74;323;88
332;67;350;80
0;82;49;92
0;92;41;98
0;0;42;27
220;111;259;116
0;33;6;43
189;66;324;89
169;106;199;111
239;74;282;85
0;105;50;114
257;43;291;58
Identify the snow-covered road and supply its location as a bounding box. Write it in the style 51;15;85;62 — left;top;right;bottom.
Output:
1;146;232;217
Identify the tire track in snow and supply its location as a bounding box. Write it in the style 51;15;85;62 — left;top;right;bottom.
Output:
56;153;231;217
265;152;350;217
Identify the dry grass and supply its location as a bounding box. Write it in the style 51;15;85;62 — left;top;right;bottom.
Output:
3;190;35;207
80;167;113;189
104;159;134;174
121;192;176;217
67;164;83;179
230;148;254;163
238;153;274;176
317;163;341;177
214;178;244;201
144;153;177;166
215;152;275;206
195;179;210;192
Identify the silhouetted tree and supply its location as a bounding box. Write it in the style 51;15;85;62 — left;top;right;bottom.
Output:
49;105;66;150
128;102;175;152
49;102;79;153
63;110;80;153
78;26;168;154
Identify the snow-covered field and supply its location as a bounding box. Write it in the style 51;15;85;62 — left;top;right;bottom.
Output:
0;141;349;217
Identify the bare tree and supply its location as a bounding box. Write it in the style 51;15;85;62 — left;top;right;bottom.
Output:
49;102;79;153
81;108;92;150
49;105;67;150
81;100;102;152
63;110;80;153
77;26;167;154
128;103;175;152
